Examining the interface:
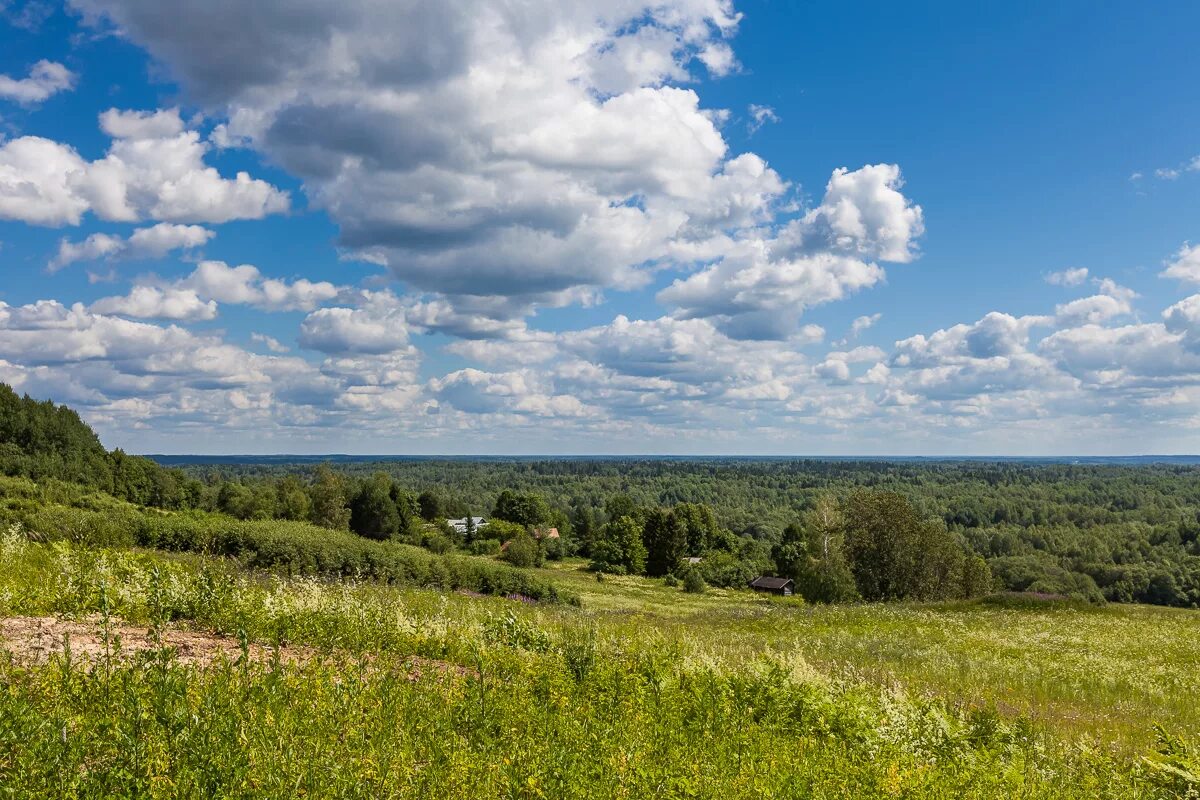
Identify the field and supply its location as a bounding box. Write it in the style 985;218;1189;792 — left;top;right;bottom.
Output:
2;529;1198;798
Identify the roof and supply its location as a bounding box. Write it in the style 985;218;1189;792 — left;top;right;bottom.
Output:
534;526;559;539
749;576;794;590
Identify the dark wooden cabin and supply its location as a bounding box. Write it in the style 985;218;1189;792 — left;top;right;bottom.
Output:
748;576;794;596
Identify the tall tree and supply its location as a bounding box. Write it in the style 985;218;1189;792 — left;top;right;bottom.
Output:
309;465;351;531
350;472;401;540
492;489;551;528
643;509;687;577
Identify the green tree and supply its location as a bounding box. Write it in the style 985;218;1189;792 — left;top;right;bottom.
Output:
604;494;638;524
502;530;543;568
492;489;552;528
842;490;972;601
308;465;351;531
589;515;646;575
643;509;687;577
673;503;721;555
418;490;445;522
350;472;401;540
682;568;707;594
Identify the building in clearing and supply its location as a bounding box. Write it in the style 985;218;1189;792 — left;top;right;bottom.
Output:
748;576;794;596
448;516;487;535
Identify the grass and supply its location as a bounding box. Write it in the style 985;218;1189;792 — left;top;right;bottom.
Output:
1;531;1198;797
532;559;1200;749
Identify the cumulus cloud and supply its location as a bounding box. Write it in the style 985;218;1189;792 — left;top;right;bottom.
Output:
430;368;593;418
66;1;799;310
1162;243;1200;284
658;164;922;338
1054;279;1136;326
0;59;75;104
1163;294;1200;352
48;222;214;272
177;260;339;312
299;300;409;355
1045;267;1089;287
250;332;289;353
90;286;217;321
0;107;288;226
0;296;431;438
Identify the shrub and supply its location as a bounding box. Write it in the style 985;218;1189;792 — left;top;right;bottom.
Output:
470;539;501;557
502;531;543;569
682;569;706;594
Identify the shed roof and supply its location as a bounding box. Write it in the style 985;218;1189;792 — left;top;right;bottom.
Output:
749;576;794;590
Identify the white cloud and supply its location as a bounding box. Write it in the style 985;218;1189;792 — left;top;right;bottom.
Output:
250;332;289;353
0;59;75;104
1163;294;1200;352
658;163;923;338
746;103;778;134
178;260;338;312
90;286;217;321
430;368;594;418
0;107;289;227
66;0;798;312
49;222;214;271
1162;243;1200;284
299;305;409;355
1054;279;1135;326
1045;267;1088;287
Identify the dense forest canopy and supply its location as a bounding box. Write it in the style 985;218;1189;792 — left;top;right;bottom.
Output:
2;383;1199;607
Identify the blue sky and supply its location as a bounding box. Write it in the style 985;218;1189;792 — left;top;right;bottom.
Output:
1;0;1199;455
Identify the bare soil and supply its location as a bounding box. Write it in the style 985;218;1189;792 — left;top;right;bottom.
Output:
0;615;476;680
0;615;309;667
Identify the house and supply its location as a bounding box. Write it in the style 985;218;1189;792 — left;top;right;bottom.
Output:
748;576;794;596
533;526;559;540
447;516;487;535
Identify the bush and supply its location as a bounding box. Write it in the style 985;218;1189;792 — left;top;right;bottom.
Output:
501;531;543;569
682;569;706;594
696;551;758;588
470;539;501;557
421;531;456;554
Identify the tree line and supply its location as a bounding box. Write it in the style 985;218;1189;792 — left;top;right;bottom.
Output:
3;383;1198;606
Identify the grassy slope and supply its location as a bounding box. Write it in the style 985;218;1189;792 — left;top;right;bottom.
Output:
534;559;1200;748
1;538;1197;797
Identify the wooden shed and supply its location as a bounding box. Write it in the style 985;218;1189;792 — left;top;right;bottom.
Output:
748;576;795;596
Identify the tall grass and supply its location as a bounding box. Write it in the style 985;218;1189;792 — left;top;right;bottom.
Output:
1;534;1198;797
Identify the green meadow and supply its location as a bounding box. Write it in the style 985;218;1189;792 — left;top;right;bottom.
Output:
1;530;1197;798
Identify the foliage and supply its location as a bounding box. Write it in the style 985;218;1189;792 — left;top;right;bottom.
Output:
588;516;646;575
0;539;1196;796
681;567;706;593
349;471;401;539
842;491;991;602
501;530;543;569
491;489;552;528
642;508;687;577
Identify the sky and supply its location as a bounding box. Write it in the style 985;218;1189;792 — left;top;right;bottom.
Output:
1;1;1199;456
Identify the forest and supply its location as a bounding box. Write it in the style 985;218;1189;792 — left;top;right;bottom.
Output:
5;385;1200;797
2;382;1199;607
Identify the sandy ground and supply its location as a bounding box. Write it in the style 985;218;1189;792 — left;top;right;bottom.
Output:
0;615;475;680
0;615;309;667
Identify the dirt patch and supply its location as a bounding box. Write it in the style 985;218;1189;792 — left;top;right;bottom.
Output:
0;615;310;668
0;616;476;680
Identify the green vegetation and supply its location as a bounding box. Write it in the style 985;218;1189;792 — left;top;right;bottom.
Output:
1;533;1198;797
7;383;1199;607
3;385;1200;794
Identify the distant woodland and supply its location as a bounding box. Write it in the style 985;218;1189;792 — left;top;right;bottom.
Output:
3;382;1199;607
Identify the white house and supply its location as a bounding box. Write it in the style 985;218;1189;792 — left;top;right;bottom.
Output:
447;516;487;535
